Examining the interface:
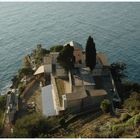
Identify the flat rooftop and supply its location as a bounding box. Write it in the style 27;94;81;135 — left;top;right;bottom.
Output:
42;85;58;116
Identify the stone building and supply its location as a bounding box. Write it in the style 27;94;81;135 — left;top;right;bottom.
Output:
34;41;121;116
64;41;84;64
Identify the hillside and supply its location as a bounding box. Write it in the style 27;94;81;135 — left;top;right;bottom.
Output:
49;91;140;138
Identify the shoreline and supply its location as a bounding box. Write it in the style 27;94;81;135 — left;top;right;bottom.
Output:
0;82;12;96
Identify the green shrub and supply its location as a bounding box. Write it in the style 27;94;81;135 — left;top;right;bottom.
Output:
112;127;124;138
59;118;66;127
125;116;135;127
123;92;140;113
18;83;26;94
111;124;124;132
120;113;131;122
50;45;63;52
100;99;111;113
0;95;6;112
12;113;54;138
109;124;125;138
98;131;112;138
134;114;140;127
0;122;3;135
18;68;34;78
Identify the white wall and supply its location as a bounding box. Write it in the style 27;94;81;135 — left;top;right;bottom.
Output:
56;68;66;77
44;64;52;73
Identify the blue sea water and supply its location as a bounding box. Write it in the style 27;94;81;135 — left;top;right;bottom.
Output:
0;2;140;94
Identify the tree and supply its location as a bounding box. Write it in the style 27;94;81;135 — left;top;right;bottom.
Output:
85;36;96;71
132;83;140;92
100;99;111;113
110;62;127;82
57;44;75;70
18;67;34;78
110;62;127;101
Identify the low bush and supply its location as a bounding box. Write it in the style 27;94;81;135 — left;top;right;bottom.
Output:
100;99;111;113
125;116;135;128
59;118;66;127
107;124;124;138
50;45;63;52
111;124;124;132
123;92;140;113
18;68;34;78
18;83;26;94
112;127;124;138
12;113;54;138
134;114;140;127
0;95;6;112
0;120;3;135
98;131;112;138
120;113;131;122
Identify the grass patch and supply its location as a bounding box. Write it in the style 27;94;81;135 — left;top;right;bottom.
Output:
56;78;65;106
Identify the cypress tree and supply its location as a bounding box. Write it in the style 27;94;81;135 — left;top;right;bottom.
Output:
85;36;96;71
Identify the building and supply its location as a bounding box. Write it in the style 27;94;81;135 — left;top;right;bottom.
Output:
34;41;121;116
64;41;84;64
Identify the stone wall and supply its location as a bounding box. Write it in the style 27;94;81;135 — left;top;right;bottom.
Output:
66;95;107;113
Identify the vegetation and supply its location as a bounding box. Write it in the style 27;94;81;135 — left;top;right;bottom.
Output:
57;44;75;70
0;112;4;135
110;62;128;101
3;38;140;138
18;82;26;94
23;55;32;68
11;75;20;89
85;36;96;71
31;44;50;67
0;95;6;135
50;45;63;52
18;67;34;78
120;113;131;122
100;99;111;113
123;92;140;114
0;95;6;112
12;113;56;138
122;82;140;93
59;118;66;128
96;91;140;138
110;62;127;82
134;113;140;127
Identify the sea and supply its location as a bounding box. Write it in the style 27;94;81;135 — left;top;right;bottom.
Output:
0;2;140;95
